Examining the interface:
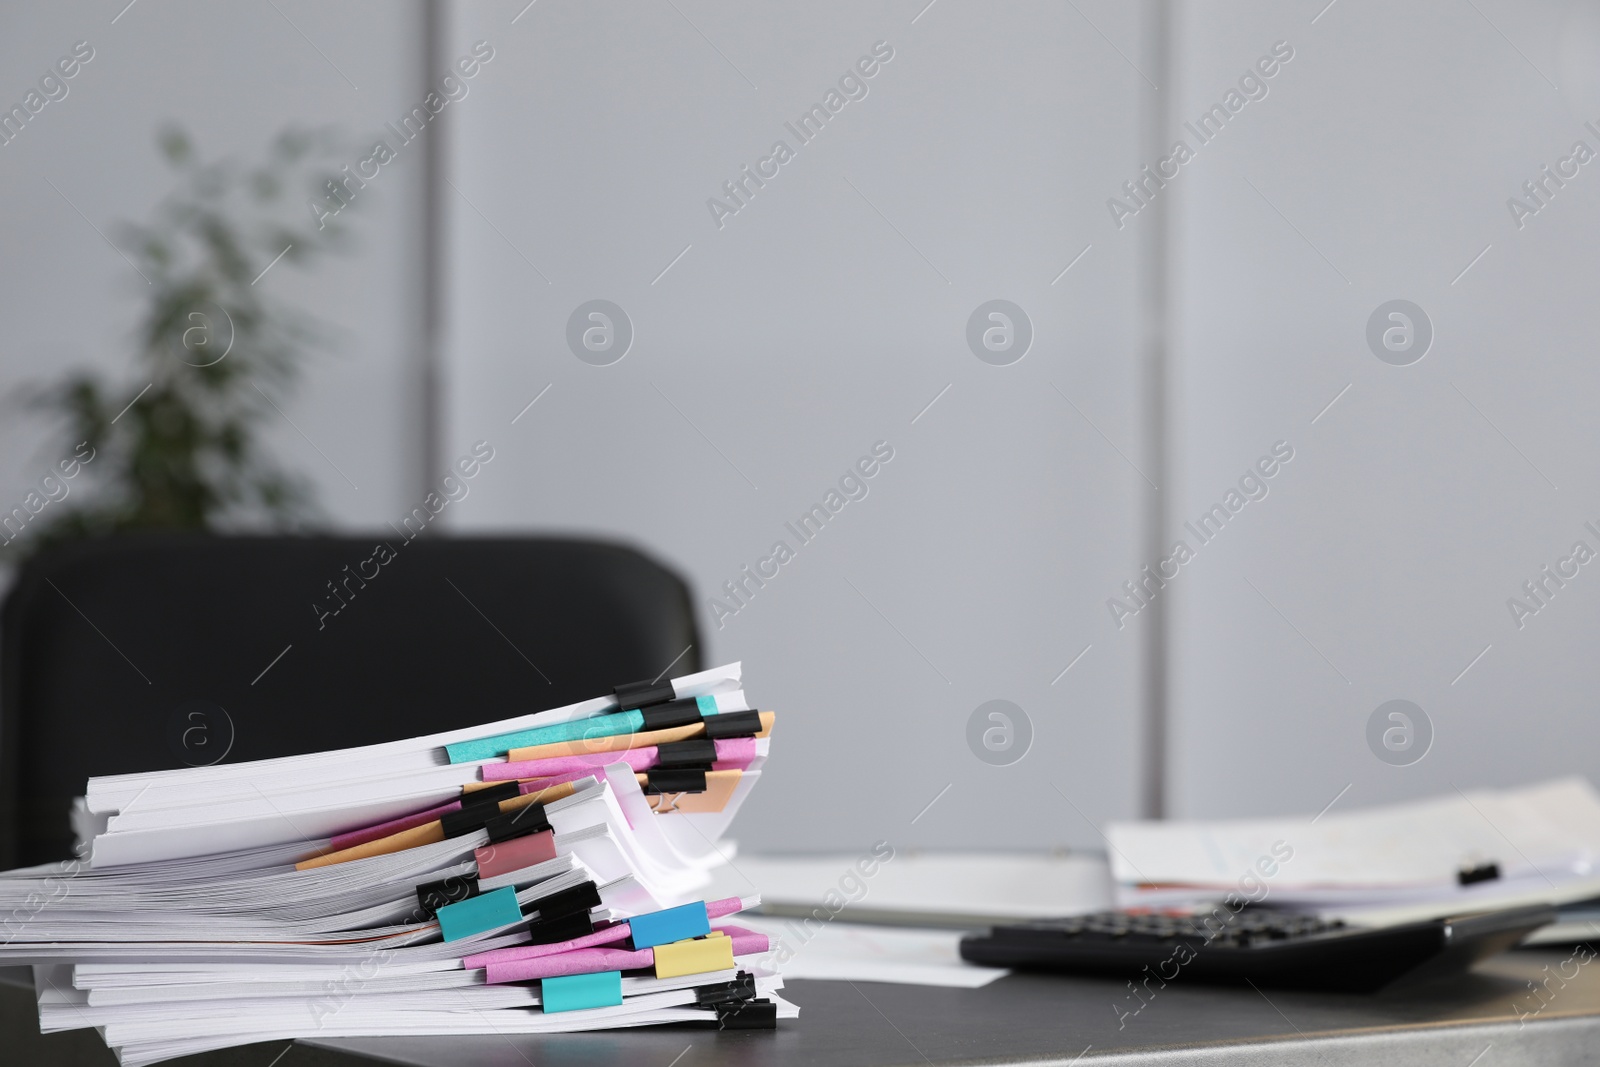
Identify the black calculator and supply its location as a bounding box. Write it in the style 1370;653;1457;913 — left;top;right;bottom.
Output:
959;904;1556;992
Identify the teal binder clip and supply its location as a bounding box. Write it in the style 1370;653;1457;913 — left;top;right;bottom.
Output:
542;970;624;1013
445;694;723;764
446;710;645;764
436;885;522;942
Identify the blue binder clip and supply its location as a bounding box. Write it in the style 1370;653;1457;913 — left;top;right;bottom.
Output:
628;900;711;949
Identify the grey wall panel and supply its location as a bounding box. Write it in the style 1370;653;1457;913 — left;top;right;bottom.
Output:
441;0;1155;850
1166;0;1600;820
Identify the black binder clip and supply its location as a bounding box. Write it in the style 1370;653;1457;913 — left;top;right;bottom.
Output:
441;797;506;839
703;710;764;739
655;738;717;770
639;697;707;730
466;781;522;804
686;972;772;1029
613;679;677;710
714;999;777;1029
641;769;708;795
529;881;602;921
524;909;595;945
693;973;757;1008
486;802;550;843
416;874;480;919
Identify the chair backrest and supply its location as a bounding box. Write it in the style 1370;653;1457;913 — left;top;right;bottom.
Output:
0;533;701;867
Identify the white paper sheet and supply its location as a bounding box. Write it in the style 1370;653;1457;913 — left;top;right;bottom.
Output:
1107;777;1600;908
704;850;1113;924
733;916;1009;987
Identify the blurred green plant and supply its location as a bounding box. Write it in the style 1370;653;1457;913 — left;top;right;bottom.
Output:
10;125;348;554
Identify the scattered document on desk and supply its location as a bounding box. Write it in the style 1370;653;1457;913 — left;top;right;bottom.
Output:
0;663;795;1066
733;916;1009;988
1107;777;1600;912
1327;876;1600;934
1524;897;1600;945
704;850;1114;927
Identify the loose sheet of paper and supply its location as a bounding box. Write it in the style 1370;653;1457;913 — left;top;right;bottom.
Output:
705;851;1114;923
733;916;1009;988
1107;777;1600;893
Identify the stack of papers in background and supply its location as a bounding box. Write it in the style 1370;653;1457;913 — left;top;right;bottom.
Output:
0;662;794;1065
1107;777;1600;937
707;851;1113;930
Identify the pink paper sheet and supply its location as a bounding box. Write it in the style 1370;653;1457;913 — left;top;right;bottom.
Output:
463;896;751;970
483;926;769;984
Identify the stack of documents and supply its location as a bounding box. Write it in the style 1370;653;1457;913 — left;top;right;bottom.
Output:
1106;777;1600;923
0;662;794;1065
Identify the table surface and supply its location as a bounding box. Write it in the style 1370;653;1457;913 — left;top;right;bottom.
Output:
7;948;1600;1066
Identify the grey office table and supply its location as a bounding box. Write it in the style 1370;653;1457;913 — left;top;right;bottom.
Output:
4;949;1598;1066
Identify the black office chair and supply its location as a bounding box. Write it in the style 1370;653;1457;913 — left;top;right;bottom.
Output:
0;533;701;867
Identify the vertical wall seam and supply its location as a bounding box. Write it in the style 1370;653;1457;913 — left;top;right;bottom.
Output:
419;0;445;501
1139;0;1175;819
